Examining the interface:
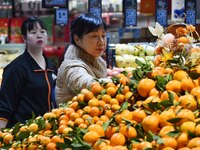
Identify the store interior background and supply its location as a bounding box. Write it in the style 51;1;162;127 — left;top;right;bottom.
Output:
0;0;200;68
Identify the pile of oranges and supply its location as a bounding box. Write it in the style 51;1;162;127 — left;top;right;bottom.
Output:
0;64;200;150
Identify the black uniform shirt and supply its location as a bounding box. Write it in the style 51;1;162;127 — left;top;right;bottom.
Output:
0;50;57;127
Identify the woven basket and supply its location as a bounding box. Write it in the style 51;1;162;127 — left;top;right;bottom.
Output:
165;23;200;41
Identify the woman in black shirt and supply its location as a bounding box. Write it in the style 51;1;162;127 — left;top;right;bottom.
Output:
0;17;57;129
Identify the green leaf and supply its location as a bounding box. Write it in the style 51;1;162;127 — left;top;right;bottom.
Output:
64;137;73;145
119;101;129;112
16;131;30;141
146;131;154;142
71;143;91;149
167;130;180;138
168;91;175;101
135;124;145;138
57;142;71;149
156;137;164;144
12;122;21;135
148;102;163;111
155;75;170;92
102;118;113;131
160;99;173;108
111;76;120;85
167;118;182;123
35;117;46;130
121;70;128;76
188;72;200;79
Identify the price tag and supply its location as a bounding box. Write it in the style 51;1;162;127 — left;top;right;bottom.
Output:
123;0;137;27
185;0;196;25
89;0;102;18
55;8;68;26
42;0;68;8
89;8;101;18
156;0;168;27
48;0;66;5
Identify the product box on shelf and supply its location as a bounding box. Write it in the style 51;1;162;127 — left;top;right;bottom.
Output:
0;18;9;44
9;18;25;43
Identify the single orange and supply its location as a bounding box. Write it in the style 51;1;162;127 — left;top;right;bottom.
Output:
83;131;100;144
159;109;176;127
106;87;117;97
179;94;197;111
110;133;126;146
181;76;196;92
102;94;112;103
132;108;147;123
3;133;13;144
83;89;94;101
137;78;156;97
88;124;105;137
88;98;99;107
51;135;64;143
173;70;188;81
159;137;177;149
46;142;57;150
91;84;104;95
40;136;51;146
165;80;182;93
180;121;196;134
142;114;159;133
116;94;125;103
158;125;175;137
187;137;200;148
119;125;137;138
74;118;84;126
89;106;101;117
58;124;67;134
28;123;38;132
176;132;189;148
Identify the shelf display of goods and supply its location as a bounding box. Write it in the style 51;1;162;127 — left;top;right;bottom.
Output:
0;23;200;150
115;43;156;68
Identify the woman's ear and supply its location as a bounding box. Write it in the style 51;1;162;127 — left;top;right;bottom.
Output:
74;35;80;46
22;35;26;43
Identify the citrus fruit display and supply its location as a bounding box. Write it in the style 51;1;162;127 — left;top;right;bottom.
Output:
0;23;200;150
0;57;200;150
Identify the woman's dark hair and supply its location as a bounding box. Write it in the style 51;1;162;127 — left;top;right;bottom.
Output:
21;16;47;37
70;13;107;45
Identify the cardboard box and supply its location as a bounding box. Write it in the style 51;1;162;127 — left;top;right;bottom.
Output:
140;0;155;15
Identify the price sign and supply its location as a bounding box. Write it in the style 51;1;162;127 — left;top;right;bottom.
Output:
88;0;102;18
54;8;68;26
185;0;196;25
42;0;68;8
123;0;137;27
156;0;168;27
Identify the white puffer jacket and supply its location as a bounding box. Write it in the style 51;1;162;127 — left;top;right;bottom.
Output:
56;45;107;105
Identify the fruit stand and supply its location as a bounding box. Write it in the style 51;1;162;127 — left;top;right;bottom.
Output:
0;23;200;150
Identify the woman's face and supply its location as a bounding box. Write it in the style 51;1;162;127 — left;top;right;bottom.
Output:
25;23;47;51
75;27;107;57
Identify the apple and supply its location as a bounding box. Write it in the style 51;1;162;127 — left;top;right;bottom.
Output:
116;44;128;55
145;45;156;56
115;55;125;68
135;45;145;57
132;46;139;56
124;67;135;73
123;54;132;67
